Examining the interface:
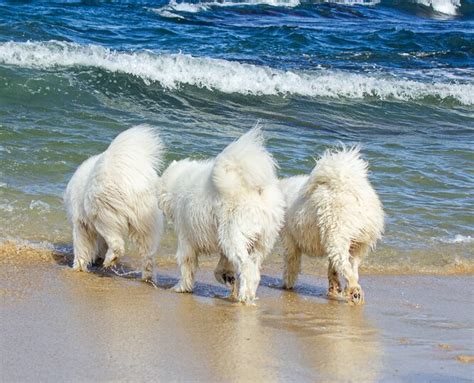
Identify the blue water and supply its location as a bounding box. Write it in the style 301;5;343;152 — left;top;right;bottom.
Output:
0;0;473;271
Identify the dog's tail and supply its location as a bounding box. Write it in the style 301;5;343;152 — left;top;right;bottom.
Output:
104;125;164;175
212;125;277;198
305;145;368;195
305;145;384;245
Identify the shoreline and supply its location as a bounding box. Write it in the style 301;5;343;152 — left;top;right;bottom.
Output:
1;239;473;276
1;241;473;382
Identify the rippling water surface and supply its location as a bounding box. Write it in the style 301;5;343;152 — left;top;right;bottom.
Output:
0;0;473;272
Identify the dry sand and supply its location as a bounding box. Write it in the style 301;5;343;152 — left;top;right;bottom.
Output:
1;242;473;382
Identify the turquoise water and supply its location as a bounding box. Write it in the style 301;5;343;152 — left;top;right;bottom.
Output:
0;0;473;271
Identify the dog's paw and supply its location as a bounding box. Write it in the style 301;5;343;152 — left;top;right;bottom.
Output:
215;270;235;286
141;270;154;282
237;291;258;305
238;296;258;306
102;256;117;269
346;286;365;305
72;259;89;272
282;281;295;290
327;286;342;299
223;272;235;285
171;283;193;293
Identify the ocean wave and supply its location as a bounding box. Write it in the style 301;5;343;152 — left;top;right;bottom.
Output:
439;234;474;244
153;0;384;15
0;41;472;105
410;0;461;15
153;0;301;16
29;200;51;212
152;0;461;16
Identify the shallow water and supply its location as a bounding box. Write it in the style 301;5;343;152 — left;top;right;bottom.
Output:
0;0;473;272
1;244;473;382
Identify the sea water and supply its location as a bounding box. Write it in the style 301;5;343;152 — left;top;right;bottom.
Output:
0;0;472;272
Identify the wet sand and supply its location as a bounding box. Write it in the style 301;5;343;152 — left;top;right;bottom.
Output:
1;242;473;382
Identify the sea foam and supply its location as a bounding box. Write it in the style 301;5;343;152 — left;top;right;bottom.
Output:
153;0;460;16
152;0;302;18
412;0;461;15
440;235;474;244
0;41;472;105
154;0;302;15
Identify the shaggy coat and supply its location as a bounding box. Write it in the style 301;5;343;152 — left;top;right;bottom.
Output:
279;146;384;304
159;127;285;302
64;125;164;279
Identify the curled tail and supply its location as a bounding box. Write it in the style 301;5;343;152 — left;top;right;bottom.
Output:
304;145;368;196
104;125;164;175
305;145;384;246
212;125;278;198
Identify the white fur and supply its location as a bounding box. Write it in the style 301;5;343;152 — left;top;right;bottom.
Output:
159;126;285;303
279;146;384;304
64;125;164;280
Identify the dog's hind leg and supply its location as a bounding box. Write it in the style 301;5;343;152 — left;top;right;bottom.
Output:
72;223;97;272
135;234;158;282
94;215;126;269
221;245;257;303
218;219;262;303
95;227;125;269
214;253;238;300
214;253;237;293
101;235;125;269
172;238;197;293
141;244;156;282
94;234;108;265
132;216;162;282
282;237;301;290
247;250;264;301
236;255;260;303
328;242;364;305
347;242;369;302
228;245;264;304
350;243;368;281
327;259;342;298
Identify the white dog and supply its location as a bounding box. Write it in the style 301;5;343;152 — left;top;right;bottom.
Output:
279;146;384;305
159;126;285;303
64;125;164;280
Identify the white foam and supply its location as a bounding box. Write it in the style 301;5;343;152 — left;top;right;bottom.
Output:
29;200;50;212
0;41;472;105
153;0;302;15
444;235;474;244
412;0;460;15
152;0;385;16
316;0;380;4
0;202;14;213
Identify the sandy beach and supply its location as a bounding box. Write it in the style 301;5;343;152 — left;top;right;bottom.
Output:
1;242;473;382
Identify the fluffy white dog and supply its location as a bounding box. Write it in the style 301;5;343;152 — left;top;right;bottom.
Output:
64;125;164;280
279;146;384;305
159;126;285;303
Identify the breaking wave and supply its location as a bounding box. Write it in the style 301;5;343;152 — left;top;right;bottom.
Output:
154;0;301;16
411;0;461;15
0;41;472;105
152;0;463;16
439;235;474;244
